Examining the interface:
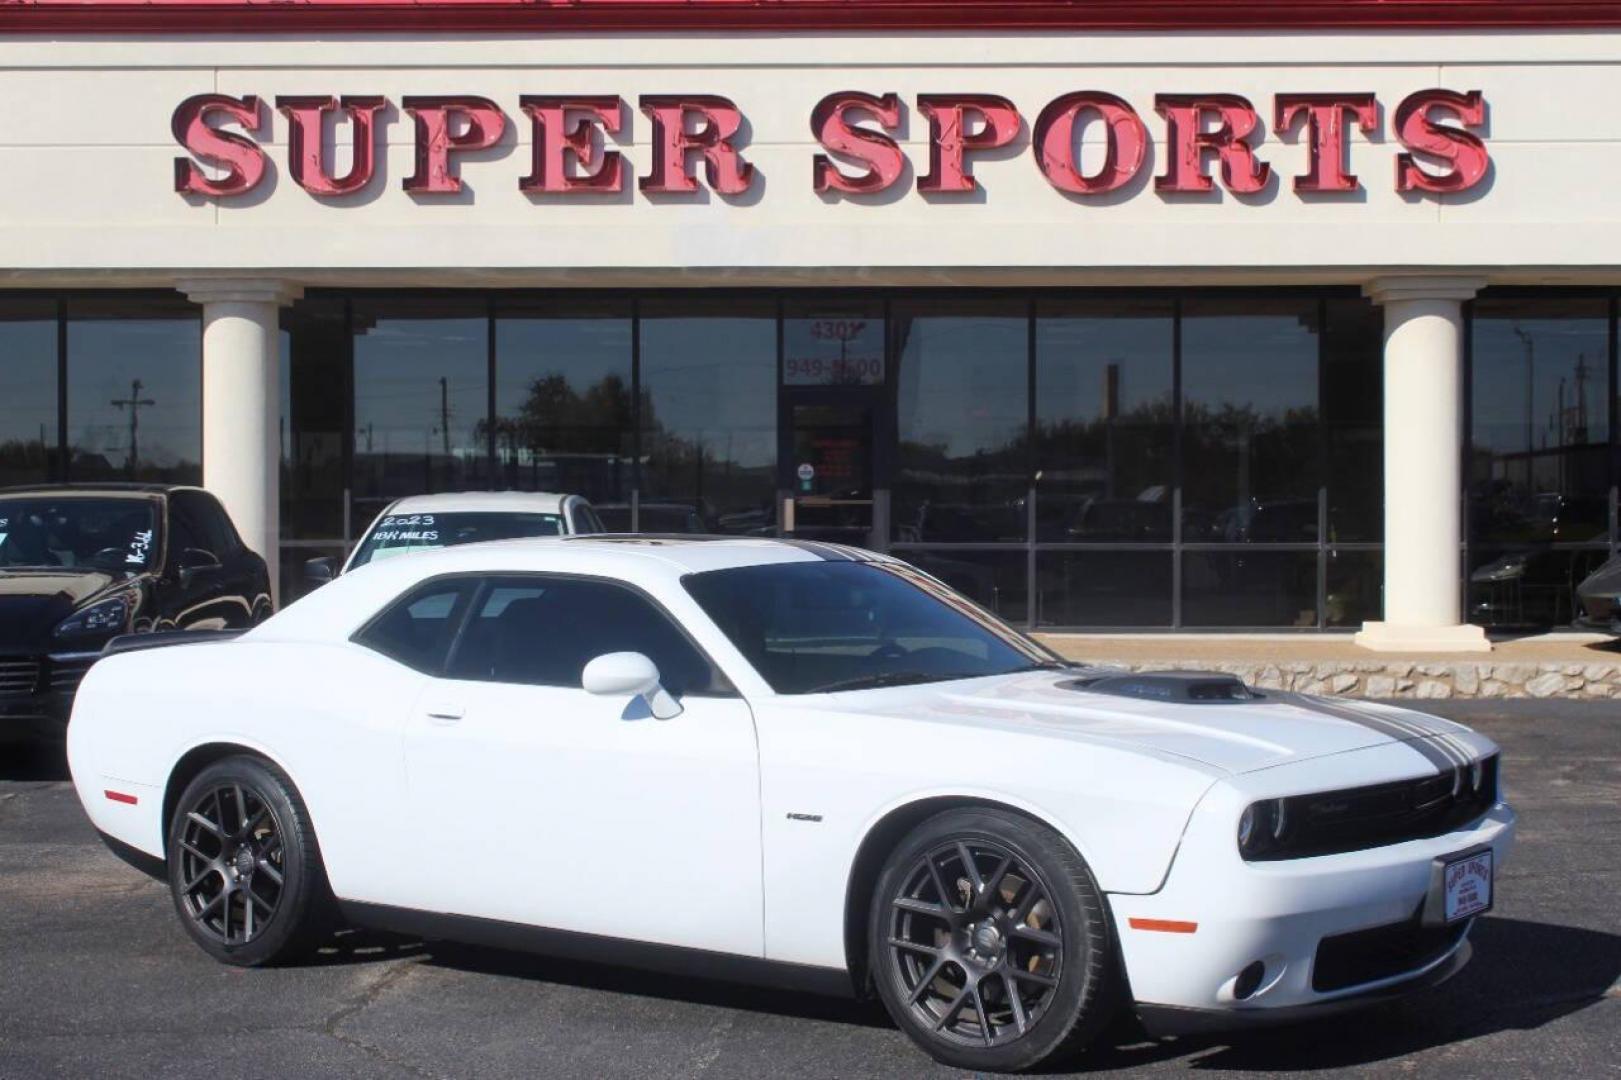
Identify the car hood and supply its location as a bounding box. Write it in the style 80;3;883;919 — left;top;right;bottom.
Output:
830;670;1475;775
0;569;130;649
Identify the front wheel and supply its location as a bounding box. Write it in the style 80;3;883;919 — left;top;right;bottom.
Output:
868;808;1118;1073
166;755;333;966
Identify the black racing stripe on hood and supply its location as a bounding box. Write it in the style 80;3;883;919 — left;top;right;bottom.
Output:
1276;693;1459;773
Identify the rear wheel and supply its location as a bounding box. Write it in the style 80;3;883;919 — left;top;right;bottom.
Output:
167;755;332;966
868;808;1117;1072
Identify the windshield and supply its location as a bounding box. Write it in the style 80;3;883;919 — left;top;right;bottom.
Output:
0;497;159;572
349;511;565;569
683;560;1060;695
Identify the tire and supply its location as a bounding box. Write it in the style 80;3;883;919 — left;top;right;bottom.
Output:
867;808;1117;1073
166;754;334;966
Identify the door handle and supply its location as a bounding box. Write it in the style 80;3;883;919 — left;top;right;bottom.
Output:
425;703;465;723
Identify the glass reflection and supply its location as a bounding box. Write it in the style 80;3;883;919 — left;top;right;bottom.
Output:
893;301;1027;542
280;299;347;543
900;549;1029;624
0;300;57;486
352;300;489;525
1182;550;1318;628
1035;300;1173;541
1036;551;1172;627
1323;299;1384;543
66;298;201;483
494;301;633;506
1181;300;1320;543
639;300;776;534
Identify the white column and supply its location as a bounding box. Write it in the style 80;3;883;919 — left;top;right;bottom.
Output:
1355;276;1490;653
176;278;302;604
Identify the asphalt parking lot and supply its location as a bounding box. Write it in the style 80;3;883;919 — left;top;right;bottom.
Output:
1;700;1617;1079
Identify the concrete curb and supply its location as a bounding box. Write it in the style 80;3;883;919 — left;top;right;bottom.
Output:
1085;659;1621;700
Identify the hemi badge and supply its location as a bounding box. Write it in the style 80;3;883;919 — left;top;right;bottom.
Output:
1128;918;1198;934
104;790;138;805
786;812;823;823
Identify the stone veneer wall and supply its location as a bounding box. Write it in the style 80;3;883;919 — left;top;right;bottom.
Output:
1093;660;1621;699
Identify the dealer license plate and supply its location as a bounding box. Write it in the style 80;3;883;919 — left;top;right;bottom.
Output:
1441;850;1493;923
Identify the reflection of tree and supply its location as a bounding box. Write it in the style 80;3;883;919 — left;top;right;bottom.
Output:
481;372;639;460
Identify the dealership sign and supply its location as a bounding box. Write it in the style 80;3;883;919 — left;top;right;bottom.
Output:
172;89;1488;201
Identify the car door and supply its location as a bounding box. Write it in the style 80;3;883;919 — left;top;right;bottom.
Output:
193;490;270;621
157;492;238;629
400;573;764;957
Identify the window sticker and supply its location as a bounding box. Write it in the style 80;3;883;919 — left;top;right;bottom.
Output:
127;529;155;566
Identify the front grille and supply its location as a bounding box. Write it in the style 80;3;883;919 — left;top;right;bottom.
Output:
0;658;41;696
1313;904;1471;992
48;657;97;694
1244;754;1499;861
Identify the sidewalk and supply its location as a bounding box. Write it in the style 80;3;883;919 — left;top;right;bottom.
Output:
1034;632;1621;699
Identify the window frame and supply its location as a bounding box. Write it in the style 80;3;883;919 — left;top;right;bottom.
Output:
362;570;739;696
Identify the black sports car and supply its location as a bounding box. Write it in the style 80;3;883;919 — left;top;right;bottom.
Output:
0;483;272;737
1575;554;1621;635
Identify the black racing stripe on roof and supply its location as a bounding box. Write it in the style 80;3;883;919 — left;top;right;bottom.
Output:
773;538;866;561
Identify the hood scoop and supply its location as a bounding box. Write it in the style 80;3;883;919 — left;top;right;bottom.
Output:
1062;670;1267;705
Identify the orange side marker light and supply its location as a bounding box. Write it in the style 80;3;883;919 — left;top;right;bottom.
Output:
1128;917;1198;934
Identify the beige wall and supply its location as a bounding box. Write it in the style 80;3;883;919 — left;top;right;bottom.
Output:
0;30;1618;284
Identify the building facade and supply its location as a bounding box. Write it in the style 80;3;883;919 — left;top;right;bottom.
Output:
3;0;1621;645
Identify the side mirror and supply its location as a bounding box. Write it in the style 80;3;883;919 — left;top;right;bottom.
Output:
581;651;682;720
175;547;221;587
303;556;338;588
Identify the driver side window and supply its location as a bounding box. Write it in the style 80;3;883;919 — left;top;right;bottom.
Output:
444;575;724;695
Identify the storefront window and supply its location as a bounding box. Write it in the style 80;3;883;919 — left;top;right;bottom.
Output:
1323;299;1385;543
66;297;200;484
1469;297;1612;627
494;300;634;507
1036;550;1172;627
352;299;490;526
0;299;58;487
1034;299;1173;542
1181;299;1321;544
893;300;1028;542
639;299;776;533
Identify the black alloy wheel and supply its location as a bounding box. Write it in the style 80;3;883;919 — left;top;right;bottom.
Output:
167;755;332;966
176;781;285;946
869;809;1116;1072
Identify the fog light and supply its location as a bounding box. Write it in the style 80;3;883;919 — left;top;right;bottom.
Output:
1233;961;1265;1001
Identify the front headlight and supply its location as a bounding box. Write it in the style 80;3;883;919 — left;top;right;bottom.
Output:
53;594;135;641
1237;798;1287;856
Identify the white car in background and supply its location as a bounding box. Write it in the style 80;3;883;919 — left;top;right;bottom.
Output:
304;491;603;587
69;537;1513;1073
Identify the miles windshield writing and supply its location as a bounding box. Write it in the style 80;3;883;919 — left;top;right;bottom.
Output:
350;511;565;569
682;560;1061;694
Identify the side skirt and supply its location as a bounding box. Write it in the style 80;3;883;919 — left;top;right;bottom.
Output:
95;828;166;881
338;900;857;1000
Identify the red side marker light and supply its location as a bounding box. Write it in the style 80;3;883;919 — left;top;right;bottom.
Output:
104;790;138;805
1129;917;1198;934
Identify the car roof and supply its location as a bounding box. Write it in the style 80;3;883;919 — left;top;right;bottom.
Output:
0;482;180;498
381;491;579;515
258;536;894;643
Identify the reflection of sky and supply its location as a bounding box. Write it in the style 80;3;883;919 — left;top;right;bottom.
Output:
0;318;56;449
1473;317;1610;453
1036;315;1173;421
354;319;486;456
640;317;776;467
1181;314;1317;417
495;318;631;417
68;319;201;470
897;316;1026;458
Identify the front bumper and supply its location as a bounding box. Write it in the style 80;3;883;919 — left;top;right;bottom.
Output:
1109;751;1516;1029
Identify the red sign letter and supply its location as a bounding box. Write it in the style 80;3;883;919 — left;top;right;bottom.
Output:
401;96;507;195
1154;94;1271;195
638;95;754;196
1274;93;1378;194
1033;91;1148;196
1395;89;1489;195
916;94;1021;194
171;94;267;198
276;95;388;197
811;91;905;196
518;96;625;194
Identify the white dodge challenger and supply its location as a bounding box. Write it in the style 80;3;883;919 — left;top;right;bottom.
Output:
67;536;1514;1072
